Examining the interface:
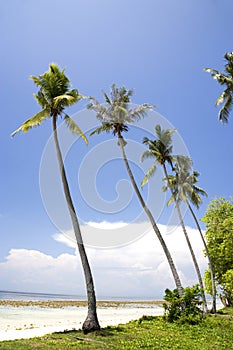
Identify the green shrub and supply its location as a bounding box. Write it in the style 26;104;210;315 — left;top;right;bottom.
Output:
163;284;204;324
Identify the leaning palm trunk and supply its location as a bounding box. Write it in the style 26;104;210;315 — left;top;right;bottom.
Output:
53;116;100;333
163;165;208;313
118;134;183;297
187;202;216;313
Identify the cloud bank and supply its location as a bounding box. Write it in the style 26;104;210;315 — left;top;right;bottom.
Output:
0;222;207;299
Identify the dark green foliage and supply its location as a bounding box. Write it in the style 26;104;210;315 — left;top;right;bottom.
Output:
163;285;204;324
202;198;233;306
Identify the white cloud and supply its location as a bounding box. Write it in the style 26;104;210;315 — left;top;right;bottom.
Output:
0;249;83;294
0;223;208;299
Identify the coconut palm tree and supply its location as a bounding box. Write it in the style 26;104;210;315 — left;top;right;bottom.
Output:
141;125;208;313
165;156;216;313
11;63;100;333
204;52;233;123
88;84;183;297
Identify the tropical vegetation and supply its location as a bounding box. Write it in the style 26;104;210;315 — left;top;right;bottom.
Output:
9;52;233;337
202;198;233;307
163;284;203;324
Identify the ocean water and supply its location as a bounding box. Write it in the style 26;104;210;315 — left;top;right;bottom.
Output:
0;290;86;302
0;290;159;302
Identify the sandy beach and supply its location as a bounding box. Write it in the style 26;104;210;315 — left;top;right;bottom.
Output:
0;300;164;341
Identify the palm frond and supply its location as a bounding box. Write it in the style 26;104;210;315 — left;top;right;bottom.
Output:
215;90;228;106
204;68;231;85
141;150;156;162
161;184;168;193
205;55;233;124
142;136;150;145
87;97;102;111
127;104;152;122
87;98;113;121
30;75;44;87
64;115;88;144
167;195;175;206
103;91;111;105
33;90;47;109
155;124;176;148
11;109;50;137
218;94;232;123
54;90;83;108
192;185;207;197
174;155;193;172
141;163;156;187
204;68;218;74
89;123;113;136
189;192;202;209
113;105;128;117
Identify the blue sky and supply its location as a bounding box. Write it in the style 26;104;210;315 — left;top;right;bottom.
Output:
0;0;232;297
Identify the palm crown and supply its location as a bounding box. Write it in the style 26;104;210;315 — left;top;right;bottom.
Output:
88;84;152;138
204;52;233;123
141;125;176;187
12;63;87;143
163;155;207;208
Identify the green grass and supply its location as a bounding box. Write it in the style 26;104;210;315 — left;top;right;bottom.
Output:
0;311;233;350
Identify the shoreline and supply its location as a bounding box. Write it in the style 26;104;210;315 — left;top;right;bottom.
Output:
0;300;165;341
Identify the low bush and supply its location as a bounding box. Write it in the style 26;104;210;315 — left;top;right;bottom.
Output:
163;284;204;324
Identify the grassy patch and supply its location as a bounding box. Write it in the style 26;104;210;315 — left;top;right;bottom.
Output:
0;310;233;349
217;306;233;316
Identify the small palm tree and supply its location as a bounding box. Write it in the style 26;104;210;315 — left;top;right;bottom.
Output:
11;63;100;333
141;125;208;313
88;85;183;297
165;156;216;313
204;52;233;123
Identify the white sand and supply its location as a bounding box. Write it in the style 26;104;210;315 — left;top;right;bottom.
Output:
0;304;164;341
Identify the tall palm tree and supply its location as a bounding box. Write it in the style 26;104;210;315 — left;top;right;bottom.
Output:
11;63;100;333
88;84;183;297
165;156;216;313
204;52;233;123
141;125;208;312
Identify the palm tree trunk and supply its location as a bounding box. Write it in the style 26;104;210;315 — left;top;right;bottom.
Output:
187;202;216;313
52;115;100;334
118;134;183;297
163;164;208;313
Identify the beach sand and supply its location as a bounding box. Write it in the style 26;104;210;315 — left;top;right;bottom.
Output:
0;300;164;341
